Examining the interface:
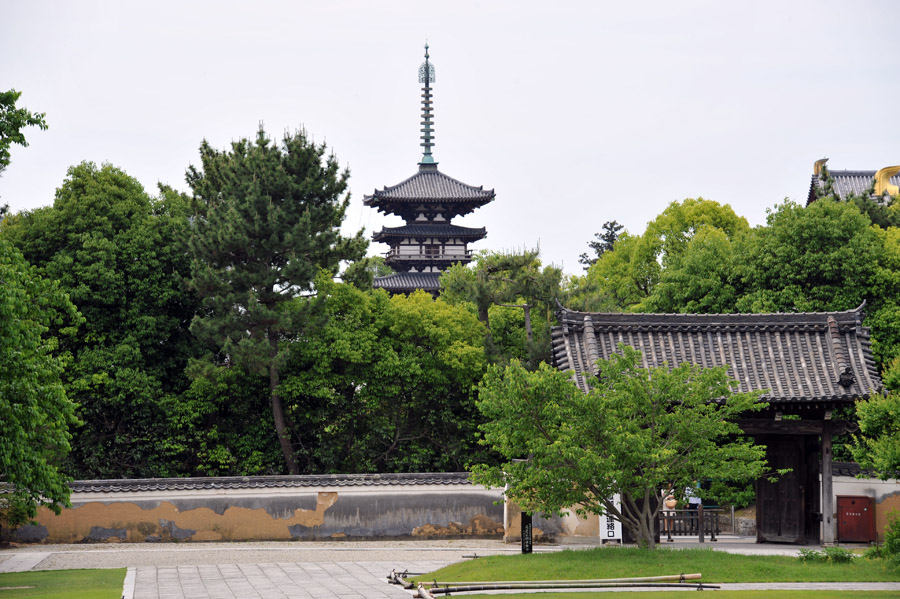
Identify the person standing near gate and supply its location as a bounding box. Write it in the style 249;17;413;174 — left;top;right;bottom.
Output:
663;489;677;533
685;482;701;533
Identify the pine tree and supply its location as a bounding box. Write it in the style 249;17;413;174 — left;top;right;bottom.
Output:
187;127;366;474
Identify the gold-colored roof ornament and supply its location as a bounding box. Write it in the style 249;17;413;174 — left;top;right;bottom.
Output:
874;165;900;197
813;157;829;176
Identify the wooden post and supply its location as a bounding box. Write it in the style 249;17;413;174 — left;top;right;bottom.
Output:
822;422;835;545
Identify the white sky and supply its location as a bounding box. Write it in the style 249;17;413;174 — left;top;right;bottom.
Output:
2;0;899;275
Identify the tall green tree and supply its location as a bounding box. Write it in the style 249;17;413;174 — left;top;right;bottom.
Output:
566;199;748;312
280;279;490;473
578;220;623;269
0;237;81;523
471;347;767;549
187;127;366;474
1;164;199;478
643;225;739;314
441;250;561;368
733;199;882;313
0;89;47;178
565;232;650;312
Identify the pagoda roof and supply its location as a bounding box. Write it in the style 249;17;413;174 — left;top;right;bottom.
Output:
373;271;442;295
373;223;487;242
807;169;900;205
551;303;881;405
363;166;495;208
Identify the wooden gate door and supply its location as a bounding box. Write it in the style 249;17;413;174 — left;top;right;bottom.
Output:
756;436;805;543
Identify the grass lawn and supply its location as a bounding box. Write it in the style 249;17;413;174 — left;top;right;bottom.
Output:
0;568;125;599
461;593;900;599
414;547;900;584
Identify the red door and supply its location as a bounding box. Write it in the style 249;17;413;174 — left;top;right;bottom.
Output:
837;496;875;543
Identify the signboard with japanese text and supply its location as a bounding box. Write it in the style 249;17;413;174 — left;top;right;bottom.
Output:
599;494;622;541
521;512;533;553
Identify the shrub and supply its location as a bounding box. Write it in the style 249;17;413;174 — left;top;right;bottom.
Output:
884;510;900;557
0;492;34;544
861;512;900;569
798;548;827;563
822;546;855;563
799;547;855;564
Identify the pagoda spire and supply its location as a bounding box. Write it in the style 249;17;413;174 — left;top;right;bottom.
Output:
418;43;437;169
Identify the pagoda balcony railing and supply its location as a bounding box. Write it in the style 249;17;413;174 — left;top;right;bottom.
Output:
384;249;473;261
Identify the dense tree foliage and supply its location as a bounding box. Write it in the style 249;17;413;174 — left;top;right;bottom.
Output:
187;127;366;474
733;199;882;313
162;366;281;476
280;279;490;473
566;198;748;312
441;250;561;368
1;163;200;478
0;237;80;522
852;357;900;478
471;347;767;549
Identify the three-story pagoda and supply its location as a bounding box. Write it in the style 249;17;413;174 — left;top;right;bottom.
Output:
364;45;495;295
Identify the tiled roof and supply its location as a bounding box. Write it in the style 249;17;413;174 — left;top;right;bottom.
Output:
551;304;881;404
364;168;495;206
807;170;900;204
832;461;865;477
373;271;442;293
373;224;487;242
831;461;900;479
68;472;472;493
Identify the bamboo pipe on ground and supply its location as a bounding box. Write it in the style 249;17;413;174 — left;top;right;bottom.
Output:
415;574;715;597
420;573;702;587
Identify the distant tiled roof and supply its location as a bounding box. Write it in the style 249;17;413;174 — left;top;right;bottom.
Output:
833;462;865;477
364;167;495;207
832;461;900;479
373;224;487;242
373;271;442;294
551;304;881;404
807;170;900;205
69;472;472;493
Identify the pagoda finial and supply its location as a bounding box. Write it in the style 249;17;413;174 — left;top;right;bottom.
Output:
418;43;437;169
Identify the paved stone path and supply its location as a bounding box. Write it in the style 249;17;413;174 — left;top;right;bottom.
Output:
130;561;447;599
0;552;50;573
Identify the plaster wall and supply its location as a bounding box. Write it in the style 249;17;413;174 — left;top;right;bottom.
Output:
16;483;505;544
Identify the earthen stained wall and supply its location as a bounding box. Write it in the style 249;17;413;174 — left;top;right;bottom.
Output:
17;485;505;544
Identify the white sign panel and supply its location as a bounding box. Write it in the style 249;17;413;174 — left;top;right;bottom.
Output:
599;494;622;540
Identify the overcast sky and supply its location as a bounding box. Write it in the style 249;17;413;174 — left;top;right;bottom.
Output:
3;1;899;275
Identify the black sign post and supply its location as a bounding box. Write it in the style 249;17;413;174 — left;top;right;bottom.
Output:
521;512;533;554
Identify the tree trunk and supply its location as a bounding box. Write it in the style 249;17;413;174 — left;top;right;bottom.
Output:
269;338;299;475
522;304;533;344
622;492;658;550
641;489;656;550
